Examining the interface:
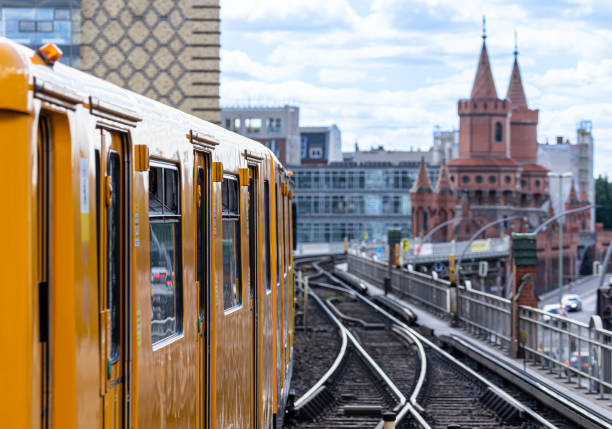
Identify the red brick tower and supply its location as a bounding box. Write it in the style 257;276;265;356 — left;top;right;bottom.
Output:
457;33;511;158
507;39;539;163
433;164;458;242
410;158;434;237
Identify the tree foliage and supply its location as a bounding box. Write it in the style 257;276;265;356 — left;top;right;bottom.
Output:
596;174;612;229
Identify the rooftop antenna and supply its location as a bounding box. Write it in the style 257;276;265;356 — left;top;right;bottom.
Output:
513;30;518;59
482;15;486;40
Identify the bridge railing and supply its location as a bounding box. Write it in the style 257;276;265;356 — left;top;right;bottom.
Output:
347;253;450;314
519;306;612;397
457;286;511;348
347;252;612;396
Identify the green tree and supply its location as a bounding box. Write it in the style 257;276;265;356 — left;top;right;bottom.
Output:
596;174;612;229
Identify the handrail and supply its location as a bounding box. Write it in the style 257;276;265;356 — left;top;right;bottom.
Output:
457;215;522;274
533;204;593;234
421;217;462;244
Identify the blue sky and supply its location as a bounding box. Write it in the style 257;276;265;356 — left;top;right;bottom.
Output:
219;0;612;175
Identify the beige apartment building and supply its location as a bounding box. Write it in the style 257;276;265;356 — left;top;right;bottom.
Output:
80;0;221;124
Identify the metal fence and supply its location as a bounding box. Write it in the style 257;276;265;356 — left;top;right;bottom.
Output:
519;306;612;397
347;252;612;397
457;286;511;348
347;253;450;313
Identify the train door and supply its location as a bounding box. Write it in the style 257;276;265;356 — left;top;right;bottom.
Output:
248;165;259;428
97;129;127;429
195;153;210;428
37;114;51;429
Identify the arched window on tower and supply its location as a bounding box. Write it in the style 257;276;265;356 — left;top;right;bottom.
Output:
495;122;503;142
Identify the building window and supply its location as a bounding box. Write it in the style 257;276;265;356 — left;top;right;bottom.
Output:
462;175;470;184
149;163;183;344
300;136;307;159
495;122;503;142
36;21;53;32
535;179;541;188
309;146;323;159
475;175;483;184
450;175;455;183
521;179;527;188
505;175;511;184
245;118;262;133
265;140;280;158
267;117;281;133
222;177;242;310
19;20;36;32
54;9;71;20
488;175;496;184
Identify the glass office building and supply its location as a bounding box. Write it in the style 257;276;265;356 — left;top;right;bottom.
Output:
293;160;439;243
0;1;80;67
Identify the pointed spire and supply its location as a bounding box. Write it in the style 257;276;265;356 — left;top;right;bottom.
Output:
471;23;498;99
506;32;527;107
482;15;487;41
579;184;589;204
435;164;454;195
548;201;555;219
411;157;432;193
566;180;579;204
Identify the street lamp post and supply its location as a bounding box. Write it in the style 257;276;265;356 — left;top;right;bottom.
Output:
547;172;573;306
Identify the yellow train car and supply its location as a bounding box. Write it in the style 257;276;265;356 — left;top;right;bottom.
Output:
0;39;294;429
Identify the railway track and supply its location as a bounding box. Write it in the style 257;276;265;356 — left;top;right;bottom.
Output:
286;257;587;429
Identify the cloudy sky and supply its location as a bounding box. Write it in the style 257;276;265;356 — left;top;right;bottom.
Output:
219;0;612;175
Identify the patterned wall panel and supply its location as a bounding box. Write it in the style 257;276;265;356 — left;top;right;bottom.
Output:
80;0;220;123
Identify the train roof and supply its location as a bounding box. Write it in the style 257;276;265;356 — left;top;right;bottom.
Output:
0;38;283;171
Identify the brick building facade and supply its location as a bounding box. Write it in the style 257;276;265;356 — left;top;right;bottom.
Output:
411;32;593;293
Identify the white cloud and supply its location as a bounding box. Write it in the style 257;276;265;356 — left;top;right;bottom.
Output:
220;0;612;175
318;68;368;84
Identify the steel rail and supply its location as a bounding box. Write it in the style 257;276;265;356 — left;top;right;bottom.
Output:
448;334;612;429
315;263;560;429
311;281;430;429
292;288;349;410
351;290;559;429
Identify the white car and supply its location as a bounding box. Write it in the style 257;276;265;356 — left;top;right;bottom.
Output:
561;294;582;312
542;303;567;322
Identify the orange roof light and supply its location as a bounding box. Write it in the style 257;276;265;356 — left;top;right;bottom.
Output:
37;43;63;65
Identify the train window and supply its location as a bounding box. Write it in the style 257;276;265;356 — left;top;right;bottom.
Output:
222;176;242;310
276;184;281;285
248;167;258;298
264;180;271;291
283;194;287;276
107;151;121;361
149;163;183;345
196;167;207;321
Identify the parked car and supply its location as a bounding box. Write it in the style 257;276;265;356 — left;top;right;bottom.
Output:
561;294;582;312
564;353;592;376
542;303;567;323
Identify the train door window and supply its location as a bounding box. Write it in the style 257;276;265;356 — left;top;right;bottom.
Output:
222;176;241;310
196;167;207;321
248;167;258;298
149;162;183;345
276;184;281;286
108;151;121;360
264;180;271;292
